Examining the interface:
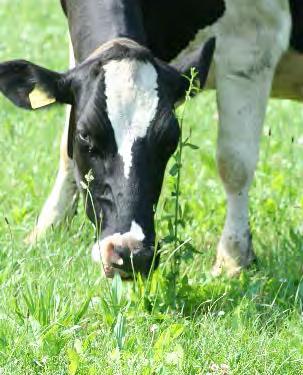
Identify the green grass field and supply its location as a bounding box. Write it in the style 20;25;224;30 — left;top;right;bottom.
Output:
1;1;303;374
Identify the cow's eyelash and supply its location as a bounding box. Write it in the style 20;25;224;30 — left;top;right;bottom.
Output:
78;132;90;143
77;132;94;151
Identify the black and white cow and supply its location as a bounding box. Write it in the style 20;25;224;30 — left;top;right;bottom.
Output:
0;0;302;278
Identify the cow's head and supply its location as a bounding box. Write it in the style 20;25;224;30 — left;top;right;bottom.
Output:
0;43;188;278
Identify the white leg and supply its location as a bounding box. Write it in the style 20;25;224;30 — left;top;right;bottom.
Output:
211;0;291;276
27;105;79;243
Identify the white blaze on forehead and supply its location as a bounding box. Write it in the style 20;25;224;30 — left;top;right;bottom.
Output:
103;59;159;178
91;220;145;266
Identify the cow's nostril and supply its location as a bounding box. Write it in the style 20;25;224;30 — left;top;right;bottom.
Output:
112;245;132;269
102;184;112;198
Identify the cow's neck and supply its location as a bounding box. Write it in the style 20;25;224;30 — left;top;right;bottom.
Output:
63;0;146;62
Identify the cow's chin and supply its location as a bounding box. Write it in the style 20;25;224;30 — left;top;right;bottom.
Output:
91;231;143;279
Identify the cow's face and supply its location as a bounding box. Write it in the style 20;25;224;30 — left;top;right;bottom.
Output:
0;44;186;278
71;47;184;277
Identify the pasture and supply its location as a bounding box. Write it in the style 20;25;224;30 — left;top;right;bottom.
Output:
1;1;303;373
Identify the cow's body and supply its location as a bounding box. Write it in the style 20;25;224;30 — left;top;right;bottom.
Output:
60;0;303;104
1;0;302;277
60;0;303;60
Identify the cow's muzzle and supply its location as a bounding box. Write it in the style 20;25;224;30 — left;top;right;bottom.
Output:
91;233;159;278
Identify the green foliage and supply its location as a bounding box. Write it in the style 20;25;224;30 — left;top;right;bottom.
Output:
1;1;303;374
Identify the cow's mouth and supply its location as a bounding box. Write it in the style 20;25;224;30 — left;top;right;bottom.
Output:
92;236;159;279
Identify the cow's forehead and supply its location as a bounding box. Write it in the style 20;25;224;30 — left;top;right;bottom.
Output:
103;58;159;179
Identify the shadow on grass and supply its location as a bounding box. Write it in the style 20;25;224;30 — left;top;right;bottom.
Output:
144;256;303;334
164;226;303;324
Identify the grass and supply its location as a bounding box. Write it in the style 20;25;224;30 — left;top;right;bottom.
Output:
1;1;303;374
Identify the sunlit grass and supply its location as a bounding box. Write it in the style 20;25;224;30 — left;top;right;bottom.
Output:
1;1;303;373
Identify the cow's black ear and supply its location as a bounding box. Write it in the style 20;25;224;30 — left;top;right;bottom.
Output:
156;60;189;104
0;60;73;110
171;37;216;91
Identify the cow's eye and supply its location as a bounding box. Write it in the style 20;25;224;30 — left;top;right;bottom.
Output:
78;132;91;145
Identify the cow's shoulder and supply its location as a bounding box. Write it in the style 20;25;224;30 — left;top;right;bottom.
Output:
140;0;225;62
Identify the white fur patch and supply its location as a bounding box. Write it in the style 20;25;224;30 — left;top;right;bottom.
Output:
129;220;145;242
103;59;159;178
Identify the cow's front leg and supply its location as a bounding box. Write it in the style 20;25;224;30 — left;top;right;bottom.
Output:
212;0;291;276
27;106;79;243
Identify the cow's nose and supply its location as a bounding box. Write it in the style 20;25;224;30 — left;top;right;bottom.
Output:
91;235;159;278
113;244;159;277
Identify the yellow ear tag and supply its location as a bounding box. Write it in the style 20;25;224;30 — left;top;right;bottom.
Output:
29;86;56;109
